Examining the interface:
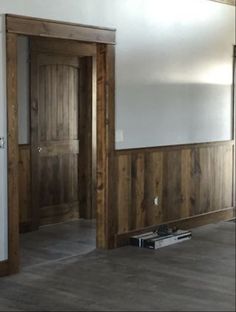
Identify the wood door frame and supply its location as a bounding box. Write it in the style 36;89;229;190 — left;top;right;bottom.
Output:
5;14;116;275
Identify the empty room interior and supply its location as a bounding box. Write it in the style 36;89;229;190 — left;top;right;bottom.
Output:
0;0;235;311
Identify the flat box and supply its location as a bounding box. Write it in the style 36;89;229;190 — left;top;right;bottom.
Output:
130;230;192;249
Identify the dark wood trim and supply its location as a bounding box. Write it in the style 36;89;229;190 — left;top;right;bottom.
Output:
116;207;236;247
106;45;117;248
30;37;97;57
5;15;116;274
116;140;235;155
6;33;20;274
30;49;39;230
6;15;116;44
96;44;108;248
95;44;116;248
0;261;9;277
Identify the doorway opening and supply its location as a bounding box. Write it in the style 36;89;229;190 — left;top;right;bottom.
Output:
18;35;97;268
6;14;116;275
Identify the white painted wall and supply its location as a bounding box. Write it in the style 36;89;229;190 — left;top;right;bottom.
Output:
0;0;235;260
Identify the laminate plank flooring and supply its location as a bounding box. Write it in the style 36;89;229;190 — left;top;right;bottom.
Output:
0;221;235;311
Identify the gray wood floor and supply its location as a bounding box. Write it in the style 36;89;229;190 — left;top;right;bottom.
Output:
0;220;235;311
20;219;96;268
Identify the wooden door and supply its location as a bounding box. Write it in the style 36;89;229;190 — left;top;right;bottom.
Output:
31;52;81;228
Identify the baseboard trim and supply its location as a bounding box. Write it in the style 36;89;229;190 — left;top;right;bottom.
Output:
0;261;9;277
115;207;235;247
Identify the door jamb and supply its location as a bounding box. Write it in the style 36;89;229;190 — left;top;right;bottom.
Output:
5;14;116;275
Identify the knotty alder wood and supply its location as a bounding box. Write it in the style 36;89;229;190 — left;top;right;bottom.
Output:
6;15;116;44
115;142;234;236
7;33;20;274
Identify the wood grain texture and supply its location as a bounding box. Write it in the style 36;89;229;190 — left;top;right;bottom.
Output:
79;57;93;219
106;45;117;248
30;37;96;57
115;142;234;237
6;15;116;44
6;16;116;276
7;33;20;274
31;50;81;227
19;145;31;230
116;207;235;247
96;44;108;248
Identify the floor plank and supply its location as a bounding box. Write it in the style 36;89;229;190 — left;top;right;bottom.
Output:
0;221;235;311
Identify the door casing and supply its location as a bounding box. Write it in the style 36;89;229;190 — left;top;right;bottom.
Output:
5;14;116;275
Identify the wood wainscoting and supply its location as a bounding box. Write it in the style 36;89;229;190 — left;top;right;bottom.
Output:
113;141;235;246
20;141;235;240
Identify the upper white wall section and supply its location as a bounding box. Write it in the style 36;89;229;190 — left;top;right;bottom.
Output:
6;0;235;148
1;0;234;148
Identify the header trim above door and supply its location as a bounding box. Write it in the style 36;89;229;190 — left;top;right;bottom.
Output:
6;14;116;44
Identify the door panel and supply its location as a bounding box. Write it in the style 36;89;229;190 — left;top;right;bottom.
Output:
31;51;80;227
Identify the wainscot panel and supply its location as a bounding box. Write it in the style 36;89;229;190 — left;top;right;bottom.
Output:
114;141;234;244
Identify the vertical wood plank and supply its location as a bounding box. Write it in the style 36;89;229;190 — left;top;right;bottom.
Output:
7;33;19;274
30;51;40;230
180;149;191;218
117;155;131;233
19;145;31;226
189;148;201;217
96;44;116;248
79;57;93;219
199;147;212;214
222;145;233;208
144;152;163;227
106;45;116;248
131;153;145;229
